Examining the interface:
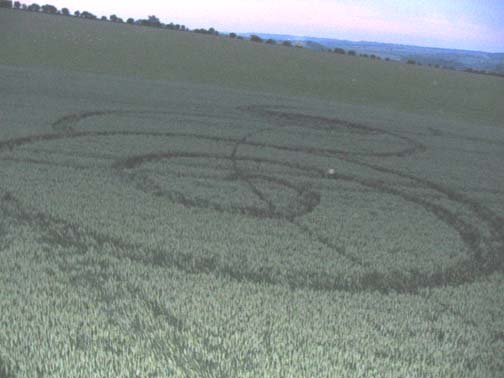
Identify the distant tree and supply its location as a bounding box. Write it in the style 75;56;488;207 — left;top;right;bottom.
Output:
229;32;237;38
41;4;57;14
14;1;21;8
265;38;276;44
406;59;416;64
109;14;124;24
61;7;69;16
194;27;217;35
155;15;163;27
180;25;187;31
282;40;292;47
208;27;219;36
370;54;377;59
100;15;107;21
21;3;26;9
73;10;79;17
250;34;263;43
360;53;369;58
0;0;13;8
333;47;346;54
27;3;40;11
174;24;180;30
385;57;390;61
434;64;440;68
80;11;97;19
126;17;134;24
347;50;356;56
237;36;244;40
139;15;161;27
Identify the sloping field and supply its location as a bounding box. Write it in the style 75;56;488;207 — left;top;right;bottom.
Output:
0;8;503;127
1;9;504;378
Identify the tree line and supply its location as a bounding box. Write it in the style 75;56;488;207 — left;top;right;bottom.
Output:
1;1;193;31
2;1;502;78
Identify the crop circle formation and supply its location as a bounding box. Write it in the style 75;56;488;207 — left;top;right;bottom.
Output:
0;105;502;294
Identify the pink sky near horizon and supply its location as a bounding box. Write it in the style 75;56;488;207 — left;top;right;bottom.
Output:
38;1;504;52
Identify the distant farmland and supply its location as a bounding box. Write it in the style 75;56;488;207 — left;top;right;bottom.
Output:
0;8;502;127
0;8;503;378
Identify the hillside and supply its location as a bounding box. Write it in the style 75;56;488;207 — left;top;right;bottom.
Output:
249;33;504;73
0;8;502;126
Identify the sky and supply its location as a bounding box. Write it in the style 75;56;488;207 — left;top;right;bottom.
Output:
41;0;503;52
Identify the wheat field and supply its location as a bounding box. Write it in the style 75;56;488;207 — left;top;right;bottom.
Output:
0;8;503;378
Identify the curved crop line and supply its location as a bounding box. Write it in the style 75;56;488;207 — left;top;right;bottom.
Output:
350;158;504;271
241;105;504;289
0;107;501;293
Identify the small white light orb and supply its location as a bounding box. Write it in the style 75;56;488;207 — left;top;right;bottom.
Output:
327;168;335;175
